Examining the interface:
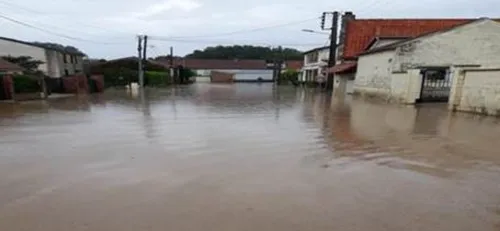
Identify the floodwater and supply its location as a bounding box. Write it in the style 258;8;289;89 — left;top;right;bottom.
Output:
1;83;500;231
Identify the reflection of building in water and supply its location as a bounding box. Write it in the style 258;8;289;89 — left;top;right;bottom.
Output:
306;93;365;154
304;93;500;175
193;84;298;116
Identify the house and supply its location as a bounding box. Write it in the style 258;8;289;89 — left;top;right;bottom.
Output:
328;13;498;96
0;37;85;78
0;58;23;75
158;59;275;82
353;19;500;106
300;46;329;84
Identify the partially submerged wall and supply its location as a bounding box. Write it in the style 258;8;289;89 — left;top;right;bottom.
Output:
449;68;500;116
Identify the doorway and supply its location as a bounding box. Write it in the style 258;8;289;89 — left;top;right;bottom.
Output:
417;68;452;103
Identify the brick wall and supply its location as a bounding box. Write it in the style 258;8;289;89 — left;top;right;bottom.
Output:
62;74;88;94
210;71;234;83
90;75;104;92
1;75;13;100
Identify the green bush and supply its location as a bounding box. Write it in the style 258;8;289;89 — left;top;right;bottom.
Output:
13;75;40;93
101;68;138;87
279;69;299;83
145;71;171;86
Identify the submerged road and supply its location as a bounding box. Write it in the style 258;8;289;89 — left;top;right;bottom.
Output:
1;83;500;231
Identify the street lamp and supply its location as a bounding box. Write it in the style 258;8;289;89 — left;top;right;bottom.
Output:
301;29;330;35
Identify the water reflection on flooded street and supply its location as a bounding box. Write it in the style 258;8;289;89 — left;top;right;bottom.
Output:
1;83;500;231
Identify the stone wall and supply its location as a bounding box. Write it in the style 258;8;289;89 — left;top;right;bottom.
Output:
449;68;500;116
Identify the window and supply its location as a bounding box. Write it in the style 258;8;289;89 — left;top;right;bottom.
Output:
74;56;78;64
306;52;319;64
63;54;67;63
64;69;69;76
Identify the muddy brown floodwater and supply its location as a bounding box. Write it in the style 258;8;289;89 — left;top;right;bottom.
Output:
1;83;500;231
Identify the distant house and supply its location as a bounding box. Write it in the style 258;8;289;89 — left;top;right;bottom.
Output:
0;58;23;75
159;59;275;82
0;37;85;78
300;46;329;84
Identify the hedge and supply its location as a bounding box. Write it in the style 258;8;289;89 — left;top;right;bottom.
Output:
145;71;171;86
13;75;40;93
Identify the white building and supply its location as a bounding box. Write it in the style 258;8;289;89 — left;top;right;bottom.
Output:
353;19;500;109
0;37;85;78
174;59;274;82
300;46;329;84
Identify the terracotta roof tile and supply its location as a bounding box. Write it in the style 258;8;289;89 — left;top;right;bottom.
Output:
343;19;478;59
285;60;303;70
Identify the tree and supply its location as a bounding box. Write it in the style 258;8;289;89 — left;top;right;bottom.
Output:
31;42;86;56
184;45;304;60
1;56;44;74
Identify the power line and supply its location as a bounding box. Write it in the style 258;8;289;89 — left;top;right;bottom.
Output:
0;1;134;36
149;37;323;47
0;14;127;45
151;16;320;39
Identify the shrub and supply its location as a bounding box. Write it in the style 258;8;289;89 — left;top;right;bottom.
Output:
101;68;138;87
13;75;40;93
145;71;171;86
279;69;299;83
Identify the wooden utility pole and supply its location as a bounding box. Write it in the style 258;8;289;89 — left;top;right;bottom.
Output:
326;11;339;91
137;35;144;88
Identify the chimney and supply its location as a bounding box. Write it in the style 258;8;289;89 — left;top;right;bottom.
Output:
338;11;356;60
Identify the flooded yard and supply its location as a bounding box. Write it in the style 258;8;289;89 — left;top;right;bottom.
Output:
1;83;500;231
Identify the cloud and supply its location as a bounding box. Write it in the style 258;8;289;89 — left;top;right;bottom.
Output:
133;0;202;19
1;0;499;58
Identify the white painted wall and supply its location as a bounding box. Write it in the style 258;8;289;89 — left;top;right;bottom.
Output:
46;50;62;77
302;47;329;82
0;39;48;74
333;73;354;95
195;69;273;81
354;50;394;95
393;20;500;72
449;68;500;116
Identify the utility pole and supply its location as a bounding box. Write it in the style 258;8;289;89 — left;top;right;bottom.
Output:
142;35;148;61
169;46;175;84
142;35;148;87
137;35;144;88
326;11;339;91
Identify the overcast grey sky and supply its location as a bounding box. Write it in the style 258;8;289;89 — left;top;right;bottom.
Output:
1;0;498;59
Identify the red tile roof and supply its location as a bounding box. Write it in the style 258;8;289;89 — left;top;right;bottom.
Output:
343;19;476;59
285;60;303;70
0;58;23;71
328;62;357;74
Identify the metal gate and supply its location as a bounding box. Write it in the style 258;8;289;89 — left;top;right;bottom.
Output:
418;68;451;102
